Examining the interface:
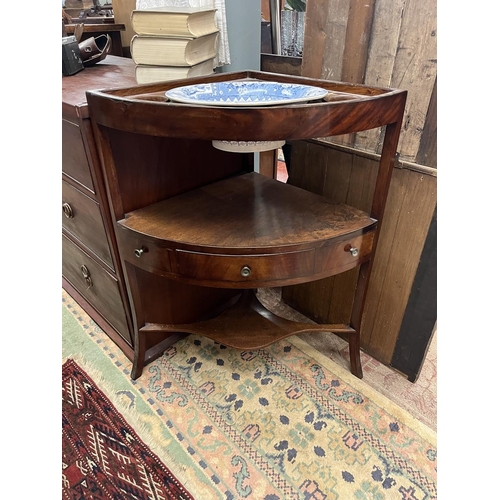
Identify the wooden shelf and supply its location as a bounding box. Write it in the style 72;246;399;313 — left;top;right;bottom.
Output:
117;173;376;288
120;172;375;253
139;289;355;350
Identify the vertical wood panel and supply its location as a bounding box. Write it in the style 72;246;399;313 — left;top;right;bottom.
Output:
391;0;437;159
341;0;377;83
336;0;377;147
416;78;437;168
361;169;436;362
345;153;379;212
323;147;353;203
287;141;327;195
319;0;351;147
320;0;350;82
359;167;411;351
363;0;406;86
354;0;406;153
301;0;332;78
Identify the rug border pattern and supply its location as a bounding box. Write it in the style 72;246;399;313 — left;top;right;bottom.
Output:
63;290;437;500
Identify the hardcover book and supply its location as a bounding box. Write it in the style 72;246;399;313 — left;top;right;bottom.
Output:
130;32;219;66
135;59;214;84
131;6;218;37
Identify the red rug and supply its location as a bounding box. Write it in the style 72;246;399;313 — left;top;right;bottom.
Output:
62;359;194;499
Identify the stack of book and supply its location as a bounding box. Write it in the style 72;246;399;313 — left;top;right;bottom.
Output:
130;6;219;84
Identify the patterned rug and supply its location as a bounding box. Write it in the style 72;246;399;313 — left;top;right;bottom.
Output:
258;289;437;432
63;359;194;499
62;290;437;499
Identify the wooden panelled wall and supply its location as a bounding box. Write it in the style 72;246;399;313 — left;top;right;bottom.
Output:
269;0;437;380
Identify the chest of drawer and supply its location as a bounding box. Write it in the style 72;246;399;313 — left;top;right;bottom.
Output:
62;180;114;269
62;233;131;345
62;119;94;193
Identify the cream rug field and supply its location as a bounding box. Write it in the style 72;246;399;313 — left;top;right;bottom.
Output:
257;289;437;432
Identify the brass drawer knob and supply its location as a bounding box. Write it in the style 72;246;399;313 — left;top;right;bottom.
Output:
240;265;252;277
62;202;74;219
134;247;147;258
349;247;359;257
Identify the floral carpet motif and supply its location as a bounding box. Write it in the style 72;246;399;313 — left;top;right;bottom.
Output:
63;290;437;499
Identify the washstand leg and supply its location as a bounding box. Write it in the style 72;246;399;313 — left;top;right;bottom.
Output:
131;329;147;380
349;260;372;379
348;330;363;379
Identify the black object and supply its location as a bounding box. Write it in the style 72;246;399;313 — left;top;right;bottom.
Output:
62;36;84;76
282;142;292;182
391;207;437;382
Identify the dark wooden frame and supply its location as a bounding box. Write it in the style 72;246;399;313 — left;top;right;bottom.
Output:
87;70;406;380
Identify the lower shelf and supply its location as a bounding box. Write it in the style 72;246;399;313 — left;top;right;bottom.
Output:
132;289;362;380
140;289;355;349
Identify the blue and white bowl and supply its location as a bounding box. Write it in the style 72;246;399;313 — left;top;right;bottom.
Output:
165;80;328;106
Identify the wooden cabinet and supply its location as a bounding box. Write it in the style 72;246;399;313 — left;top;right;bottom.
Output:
62;56;138;358
86;71;406;380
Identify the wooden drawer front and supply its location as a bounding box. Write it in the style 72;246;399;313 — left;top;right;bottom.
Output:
314;231;375;275
116;228;173;273
62;180;114;269
116;227;374;287
117;225;314;286
62;119;95;193
62;234;131;345
175;250;315;286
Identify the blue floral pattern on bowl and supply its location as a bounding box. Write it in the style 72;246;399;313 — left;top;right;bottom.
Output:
165;80;328;106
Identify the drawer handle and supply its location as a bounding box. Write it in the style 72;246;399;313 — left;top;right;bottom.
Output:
240;266;252;277
80;265;93;289
344;244;359;257
80;264;90;278
62;202;74;219
134;247;147;258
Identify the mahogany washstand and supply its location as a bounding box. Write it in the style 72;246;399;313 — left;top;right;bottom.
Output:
86;71;406;380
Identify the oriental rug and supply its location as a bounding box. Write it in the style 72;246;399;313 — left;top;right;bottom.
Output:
63;358;194;499
63;289;437;499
